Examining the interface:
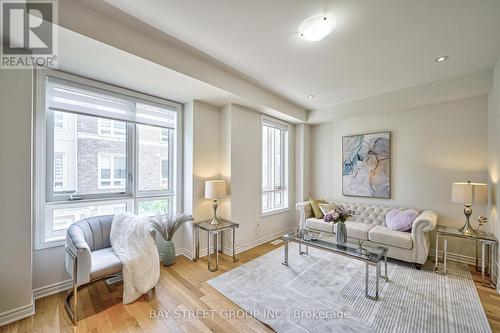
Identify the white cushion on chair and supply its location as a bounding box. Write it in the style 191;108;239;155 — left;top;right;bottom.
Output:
90;248;122;280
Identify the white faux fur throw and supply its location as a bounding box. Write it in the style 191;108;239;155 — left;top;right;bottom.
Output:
110;213;160;304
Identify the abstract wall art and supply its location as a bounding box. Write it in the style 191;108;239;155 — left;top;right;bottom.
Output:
342;132;391;198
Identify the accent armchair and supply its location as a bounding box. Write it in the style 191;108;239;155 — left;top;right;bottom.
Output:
64;215;155;325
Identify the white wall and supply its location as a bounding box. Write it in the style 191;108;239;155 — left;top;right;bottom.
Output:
182;101;223;255
0;70;34;323
295;124;311;202
487;57;500;288
221;104;297;252
310;97;488;258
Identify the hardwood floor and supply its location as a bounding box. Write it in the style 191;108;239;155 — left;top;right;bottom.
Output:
470;267;500;332
1;241;500;332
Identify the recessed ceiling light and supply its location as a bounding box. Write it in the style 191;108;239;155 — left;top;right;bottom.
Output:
307;94;315;99
434;56;449;63
299;15;337;42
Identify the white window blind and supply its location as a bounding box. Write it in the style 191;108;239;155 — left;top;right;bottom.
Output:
46;76;177;129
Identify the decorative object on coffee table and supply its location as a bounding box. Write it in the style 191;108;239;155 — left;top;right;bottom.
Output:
337;223;347;245
149;213;193;266
342;131;391;198
205;180;227;226
451;181;487;235
324;206;355;245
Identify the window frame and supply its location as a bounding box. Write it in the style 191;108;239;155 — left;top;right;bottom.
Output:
260;116;289;216
35;69;183;249
45;111;134;202
135;124;175;197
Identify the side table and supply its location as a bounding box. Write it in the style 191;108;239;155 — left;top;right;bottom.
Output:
193;219;239;272
434;226;497;288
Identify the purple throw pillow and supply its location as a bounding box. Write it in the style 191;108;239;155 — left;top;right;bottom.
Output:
385;209;419;232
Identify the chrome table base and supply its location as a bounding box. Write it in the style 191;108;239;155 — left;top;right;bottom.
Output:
282;238;388;301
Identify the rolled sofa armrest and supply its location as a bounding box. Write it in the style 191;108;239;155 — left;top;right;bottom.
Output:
411;210;438;264
411;210;437;236
296;201;312;229
65;228;92;286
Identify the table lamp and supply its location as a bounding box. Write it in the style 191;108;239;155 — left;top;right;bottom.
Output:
205;180;227;225
451;181;487;235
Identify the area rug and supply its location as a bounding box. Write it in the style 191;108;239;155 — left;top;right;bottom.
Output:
208;243;491;333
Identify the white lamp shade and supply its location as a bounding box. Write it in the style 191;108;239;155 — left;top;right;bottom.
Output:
451;182;487;205
205;180;227;200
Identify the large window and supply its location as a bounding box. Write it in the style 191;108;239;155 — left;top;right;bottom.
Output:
261;117;289;214
36;71;181;247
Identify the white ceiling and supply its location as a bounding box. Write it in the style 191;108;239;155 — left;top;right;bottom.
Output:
58;28;235;106
58;27;305;122
104;0;500;110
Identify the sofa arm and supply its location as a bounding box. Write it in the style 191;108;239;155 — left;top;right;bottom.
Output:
411;210;437;235
65;230;92;286
296;201;312;229
411;210;437;264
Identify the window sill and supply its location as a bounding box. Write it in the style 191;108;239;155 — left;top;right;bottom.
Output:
36;238;65;250
261;207;290;217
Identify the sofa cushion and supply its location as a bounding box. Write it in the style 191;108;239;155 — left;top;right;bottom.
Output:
341;221;373;240
368;225;413;250
309;198;328;219
319;203;337;216
306;218;335;233
385;208;419;231
90;247;122;280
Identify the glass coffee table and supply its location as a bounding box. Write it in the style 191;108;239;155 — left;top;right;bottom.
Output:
281;233;388;301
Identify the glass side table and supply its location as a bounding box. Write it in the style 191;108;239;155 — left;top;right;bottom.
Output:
193;219;239;272
434;226;497;288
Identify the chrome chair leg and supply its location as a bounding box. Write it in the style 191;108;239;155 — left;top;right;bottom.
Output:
64;247;78;325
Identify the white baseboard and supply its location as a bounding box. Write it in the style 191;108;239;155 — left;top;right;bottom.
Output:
0;302;34;327
33;279;72;300
179;227;294;260
175;247;192;259
224;227;294;255
428;249;477;266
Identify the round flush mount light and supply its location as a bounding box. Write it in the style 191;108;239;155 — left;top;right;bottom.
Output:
434;55;449;63
307;94;315;99
299;15;337;42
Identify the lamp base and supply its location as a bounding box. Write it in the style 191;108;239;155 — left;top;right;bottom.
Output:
210;200;220;226
458;204;477;236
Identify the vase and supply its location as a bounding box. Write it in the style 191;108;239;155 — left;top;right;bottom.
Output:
160;240;176;266
336;223;347;245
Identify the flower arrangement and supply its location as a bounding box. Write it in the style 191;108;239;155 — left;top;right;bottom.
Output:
324;206;355;224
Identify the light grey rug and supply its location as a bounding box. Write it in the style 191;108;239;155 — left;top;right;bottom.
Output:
208;243;491;333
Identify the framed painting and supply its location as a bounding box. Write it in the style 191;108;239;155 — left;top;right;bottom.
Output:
342;131;391;198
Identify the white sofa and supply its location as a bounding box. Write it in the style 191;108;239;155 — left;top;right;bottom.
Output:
296;200;438;268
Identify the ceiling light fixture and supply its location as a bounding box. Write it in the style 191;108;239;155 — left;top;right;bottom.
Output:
434;56;449;63
307;94;315;99
299;15;337;42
